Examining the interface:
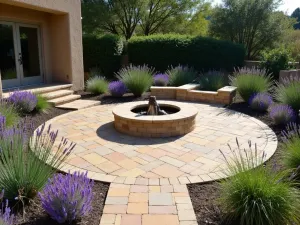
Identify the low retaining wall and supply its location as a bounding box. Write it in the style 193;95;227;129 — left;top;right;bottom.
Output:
151;84;237;105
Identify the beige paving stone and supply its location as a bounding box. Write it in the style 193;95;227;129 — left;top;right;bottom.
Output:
124;177;136;185
115;214;122;225
174;197;192;204
149;206;177;214
152;165;184;178
149;178;160;185
135;178;149;185
177;204;193;211
142;215;180;225
146;148;167;158
178;153;199;163
117;159;140;170
136;147;153;154
106;197;128;205
121;215;142;225
173;185;188;193
160;156;185;168
107;188;130;197
129;193;148;203
103;205;127;214
104;152;128;163
169;178;180;185
100;214;116;224
178;177;190;184
142;172;162;179
96;161;121;173
121;168;146;178
130;185;148;193
149;193;173;206
127;203;148;214
149;186;161;193
177;210;197;221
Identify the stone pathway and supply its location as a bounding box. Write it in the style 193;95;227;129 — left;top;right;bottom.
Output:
56;99;100;110
38;101;278;225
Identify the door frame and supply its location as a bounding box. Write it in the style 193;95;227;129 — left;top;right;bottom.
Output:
16;23;43;86
0;21;22;89
0;21;44;89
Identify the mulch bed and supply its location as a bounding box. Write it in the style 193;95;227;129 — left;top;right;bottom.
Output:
11;93;299;224
187;97;299;225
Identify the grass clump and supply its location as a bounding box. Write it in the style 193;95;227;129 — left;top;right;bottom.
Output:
167;65;197;87
230;67;274;102
199;70;228;91
35;94;51;113
86;76;108;95
219;139;300;225
116;65;154;97
275;79;300;113
0;100;19;128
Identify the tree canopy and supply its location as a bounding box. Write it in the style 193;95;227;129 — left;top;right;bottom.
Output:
209;0;293;59
291;7;300;29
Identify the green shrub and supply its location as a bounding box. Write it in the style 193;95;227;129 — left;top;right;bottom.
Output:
282;123;300;180
219;139;300;225
230;67;274;102
260;48;294;80
128;34;245;72
0;123;75;200
0;100;19;128
199;70;228;91
166;65;197;87
86;76;108;95
116;65;154;97
83;34;123;79
275;80;300;112
35;94;51;113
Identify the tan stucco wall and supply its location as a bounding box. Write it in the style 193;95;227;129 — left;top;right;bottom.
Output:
0;0;84;91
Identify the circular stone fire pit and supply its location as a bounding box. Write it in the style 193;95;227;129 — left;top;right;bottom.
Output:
112;100;198;137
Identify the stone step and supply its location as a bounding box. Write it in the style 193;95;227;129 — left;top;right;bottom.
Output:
48;94;81;106
56;100;100;110
42;90;74;100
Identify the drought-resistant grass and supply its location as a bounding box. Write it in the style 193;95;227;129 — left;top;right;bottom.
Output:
275;81;300;113
86;76;108;95
167;65;197;87
0;100;19;128
35;94;51;113
199;70;228;91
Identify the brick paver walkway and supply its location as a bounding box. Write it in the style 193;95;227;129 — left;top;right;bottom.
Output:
39;101;277;225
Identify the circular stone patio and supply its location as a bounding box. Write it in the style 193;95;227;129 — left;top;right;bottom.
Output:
41;100;278;184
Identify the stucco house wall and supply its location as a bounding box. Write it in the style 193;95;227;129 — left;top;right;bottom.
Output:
0;0;84;94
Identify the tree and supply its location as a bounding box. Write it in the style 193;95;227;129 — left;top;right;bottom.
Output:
140;0;200;35
209;0;290;59
291;8;300;29
81;0;147;39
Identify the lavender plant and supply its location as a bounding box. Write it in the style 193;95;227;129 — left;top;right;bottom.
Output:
39;171;94;223
268;104;296;126
249;93;273;112
0;122;76;199
0;114;5;131
219;139;300;225
166;65;197;87
108;81;127;97
0;200;14;225
230;67;274;102
153;74;169;86
7;91;37;114
282;123;300;180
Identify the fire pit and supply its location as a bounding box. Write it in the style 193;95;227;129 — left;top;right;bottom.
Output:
112;97;198;137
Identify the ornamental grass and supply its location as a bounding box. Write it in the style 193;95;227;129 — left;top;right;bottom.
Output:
167;65;197;87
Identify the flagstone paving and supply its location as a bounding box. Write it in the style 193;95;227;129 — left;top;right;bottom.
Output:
39;101;278;225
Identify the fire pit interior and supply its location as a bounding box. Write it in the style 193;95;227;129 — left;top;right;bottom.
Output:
113;97;198;137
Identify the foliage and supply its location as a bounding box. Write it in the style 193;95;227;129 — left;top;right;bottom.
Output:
166;65;197;87
0;122;75;200
275;80;300;112
219;139;300;225
116;65;154;97
0;198;14;225
82;0;147;40
249;93;273;112
128;34;245;72
108;81;127;97
282;123;300;180
35;94;51;113
291;8;300;30
82;34;123;78
39;171;94;223
268;104;296;126
260;47;294;80
280;30;300;63
153;74;169;86
230;67;274;102
7;91;37;114
86;76;108;95
0;101;19;128
199;70;228;91
209;0;293;59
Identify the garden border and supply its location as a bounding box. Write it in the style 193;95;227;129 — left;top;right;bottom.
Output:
151;84;237;105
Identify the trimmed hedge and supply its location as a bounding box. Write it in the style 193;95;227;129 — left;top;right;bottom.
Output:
128;34;245;72
82;34;123;79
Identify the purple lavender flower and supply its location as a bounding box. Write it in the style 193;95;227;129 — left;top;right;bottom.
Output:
249;93;273;112
154;73;169;86
0;114;5;131
39;171;94;223
108;81;127;97
268;104;296;126
8;91;37;113
0;192;14;225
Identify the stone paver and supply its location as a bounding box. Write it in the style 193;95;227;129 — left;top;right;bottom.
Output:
38;101;278;225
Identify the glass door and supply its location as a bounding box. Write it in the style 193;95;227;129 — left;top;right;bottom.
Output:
0;22;21;89
16;24;43;86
